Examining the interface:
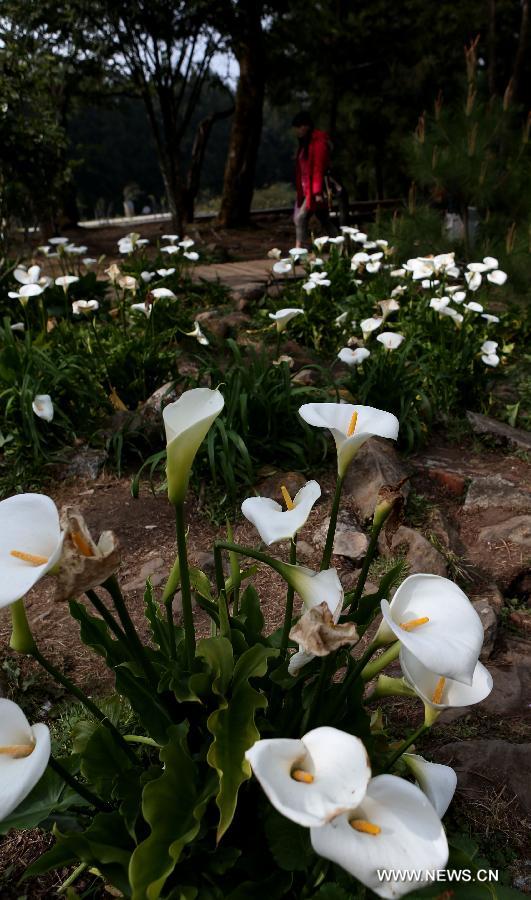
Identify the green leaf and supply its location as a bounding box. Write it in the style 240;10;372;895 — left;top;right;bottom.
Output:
114;664;172;745
26;811;134;896
207;644;277;841
0;761;89;835
263;806;313;872
81;723;136;797
193;636;234;697
189;566;214;603
144;578;170;654
69;599;128;666
311;887;351;900
129;724;217;900
235;584;264;640
225;871;293;899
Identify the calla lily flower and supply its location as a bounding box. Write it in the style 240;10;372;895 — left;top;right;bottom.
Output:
299;403;399;477
328;236;345;245
465;271;482;291
464;301;483;313
160;245;180;255
0;494;64;608
268;308;304;331
366;258;382;274
10;323;25;332
390;268;406;277
280;563;343;619
184;321;209;345
267;247;282;259
353;231;368;242
55;275;79;291
335;311;349;326
400;647;493;712
8;284;44;302
438;306;463;323
360;317;383;339
376;332;404;351
245;726;371;828
481;340;498;355
467;262;487;273
352;251;370;268
242;480;320;545
162;234;179;241
313;236;329;250
483;256;498;270
429;297;450;311
184;251;199;261
482;352;500;367
310;775;448;899
487;269;507;285
131;302;151;317
49;236;69;245
105;264;121;283
54;508;120;601
179;238;195;249
0;699;51;822
151;287;176;300
289;247;308;260
141;271;156;282
378;299;400;320
375;574;484;686
163;388;224;504
118;275;137;292
156;268;176;277
403;753;457;818
72;300;99;315
289;601;358;667
272;259;293;275
482;313;500;324
452;290;467;303
14;265;43;286
338;347;370;366
32;394;54;422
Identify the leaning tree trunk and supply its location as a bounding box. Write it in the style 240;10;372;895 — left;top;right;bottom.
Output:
217;5;265;228
184;107;234;222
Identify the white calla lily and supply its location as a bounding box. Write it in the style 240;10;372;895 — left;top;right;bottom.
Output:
131;302;151;317
402;753;457;817
481;340;498;355
338;347;370;366
311;775;448;899
482;353;500;366
467;262;487;273
481;313;500;324
162;233;179;241
241;480;320;545
400;647;493;712
465;270;482;291
464;301;483;313
184;251;199;261
184;321;209;345
378;299;400;320
163;388;224;504
0;699;51;822
268;308;304;331
483;256;498;270
156;268;176;278
32;394;54;423
289;247;308;260
9;284;44;301
376;332;404;351
141;271;156;282
452;290;467;303
14;266;42;286
487;269;507;285
272;259;293;275
55;275;79;291
0;494;64;607
360;317;383;339
375;574;484;686
299;402;399;477
313;236;329;249
151;287;176;299
246;726;371;828
280;563;343;618
429;297;450;311
72;300;99;315
160;245;180;255
10;322;25;332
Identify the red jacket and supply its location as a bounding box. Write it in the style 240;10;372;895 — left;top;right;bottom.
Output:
295;129;330;212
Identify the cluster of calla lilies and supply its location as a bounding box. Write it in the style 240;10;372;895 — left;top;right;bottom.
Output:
268;231;508;370
0;387;493;897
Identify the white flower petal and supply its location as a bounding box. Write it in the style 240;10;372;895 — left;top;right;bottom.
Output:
246;727;371;828
299;403;399;477
311;775;448;899
241;481;321;545
403;754;457;817
0;700;50;821
338;347;370;366
163;388;224;504
486;269;507;285
400;648;493;710
0;494;64;607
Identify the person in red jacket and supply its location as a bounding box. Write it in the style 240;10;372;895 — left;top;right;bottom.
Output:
292;111;334;247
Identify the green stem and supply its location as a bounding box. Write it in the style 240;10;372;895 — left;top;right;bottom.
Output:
31;646;136;761
161;556;181;661
102;576;159;686
85;590;128;644
58;862;88;895
214;540;288;576
348;521;384;614
361;641;401;681
280;537;297;660
327;642;379;723
384;723;429;771
175;502;196;668
320;474;344;570
48;757;110;812
214;544;226;597
9;600;36;654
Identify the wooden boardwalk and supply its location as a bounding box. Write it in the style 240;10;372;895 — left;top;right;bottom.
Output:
193;258;275;288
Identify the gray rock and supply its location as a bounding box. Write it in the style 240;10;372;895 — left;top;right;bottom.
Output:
379;525;447;577
64;449;106;480
478;515;531;549
295;540;315;561
230;282;265;302
343;437;410;522
434;740;531;814
464;475;530;513
440;655;531;722
425;507;466;556
470;583;504;615
140;382;178;425
472;599;498;659
466;410;531;451
123;556;166;591
313;512;368;562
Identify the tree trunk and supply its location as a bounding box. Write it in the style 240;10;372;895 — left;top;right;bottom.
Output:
184;106;234;222
504;0;529;105
217;3;265;228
